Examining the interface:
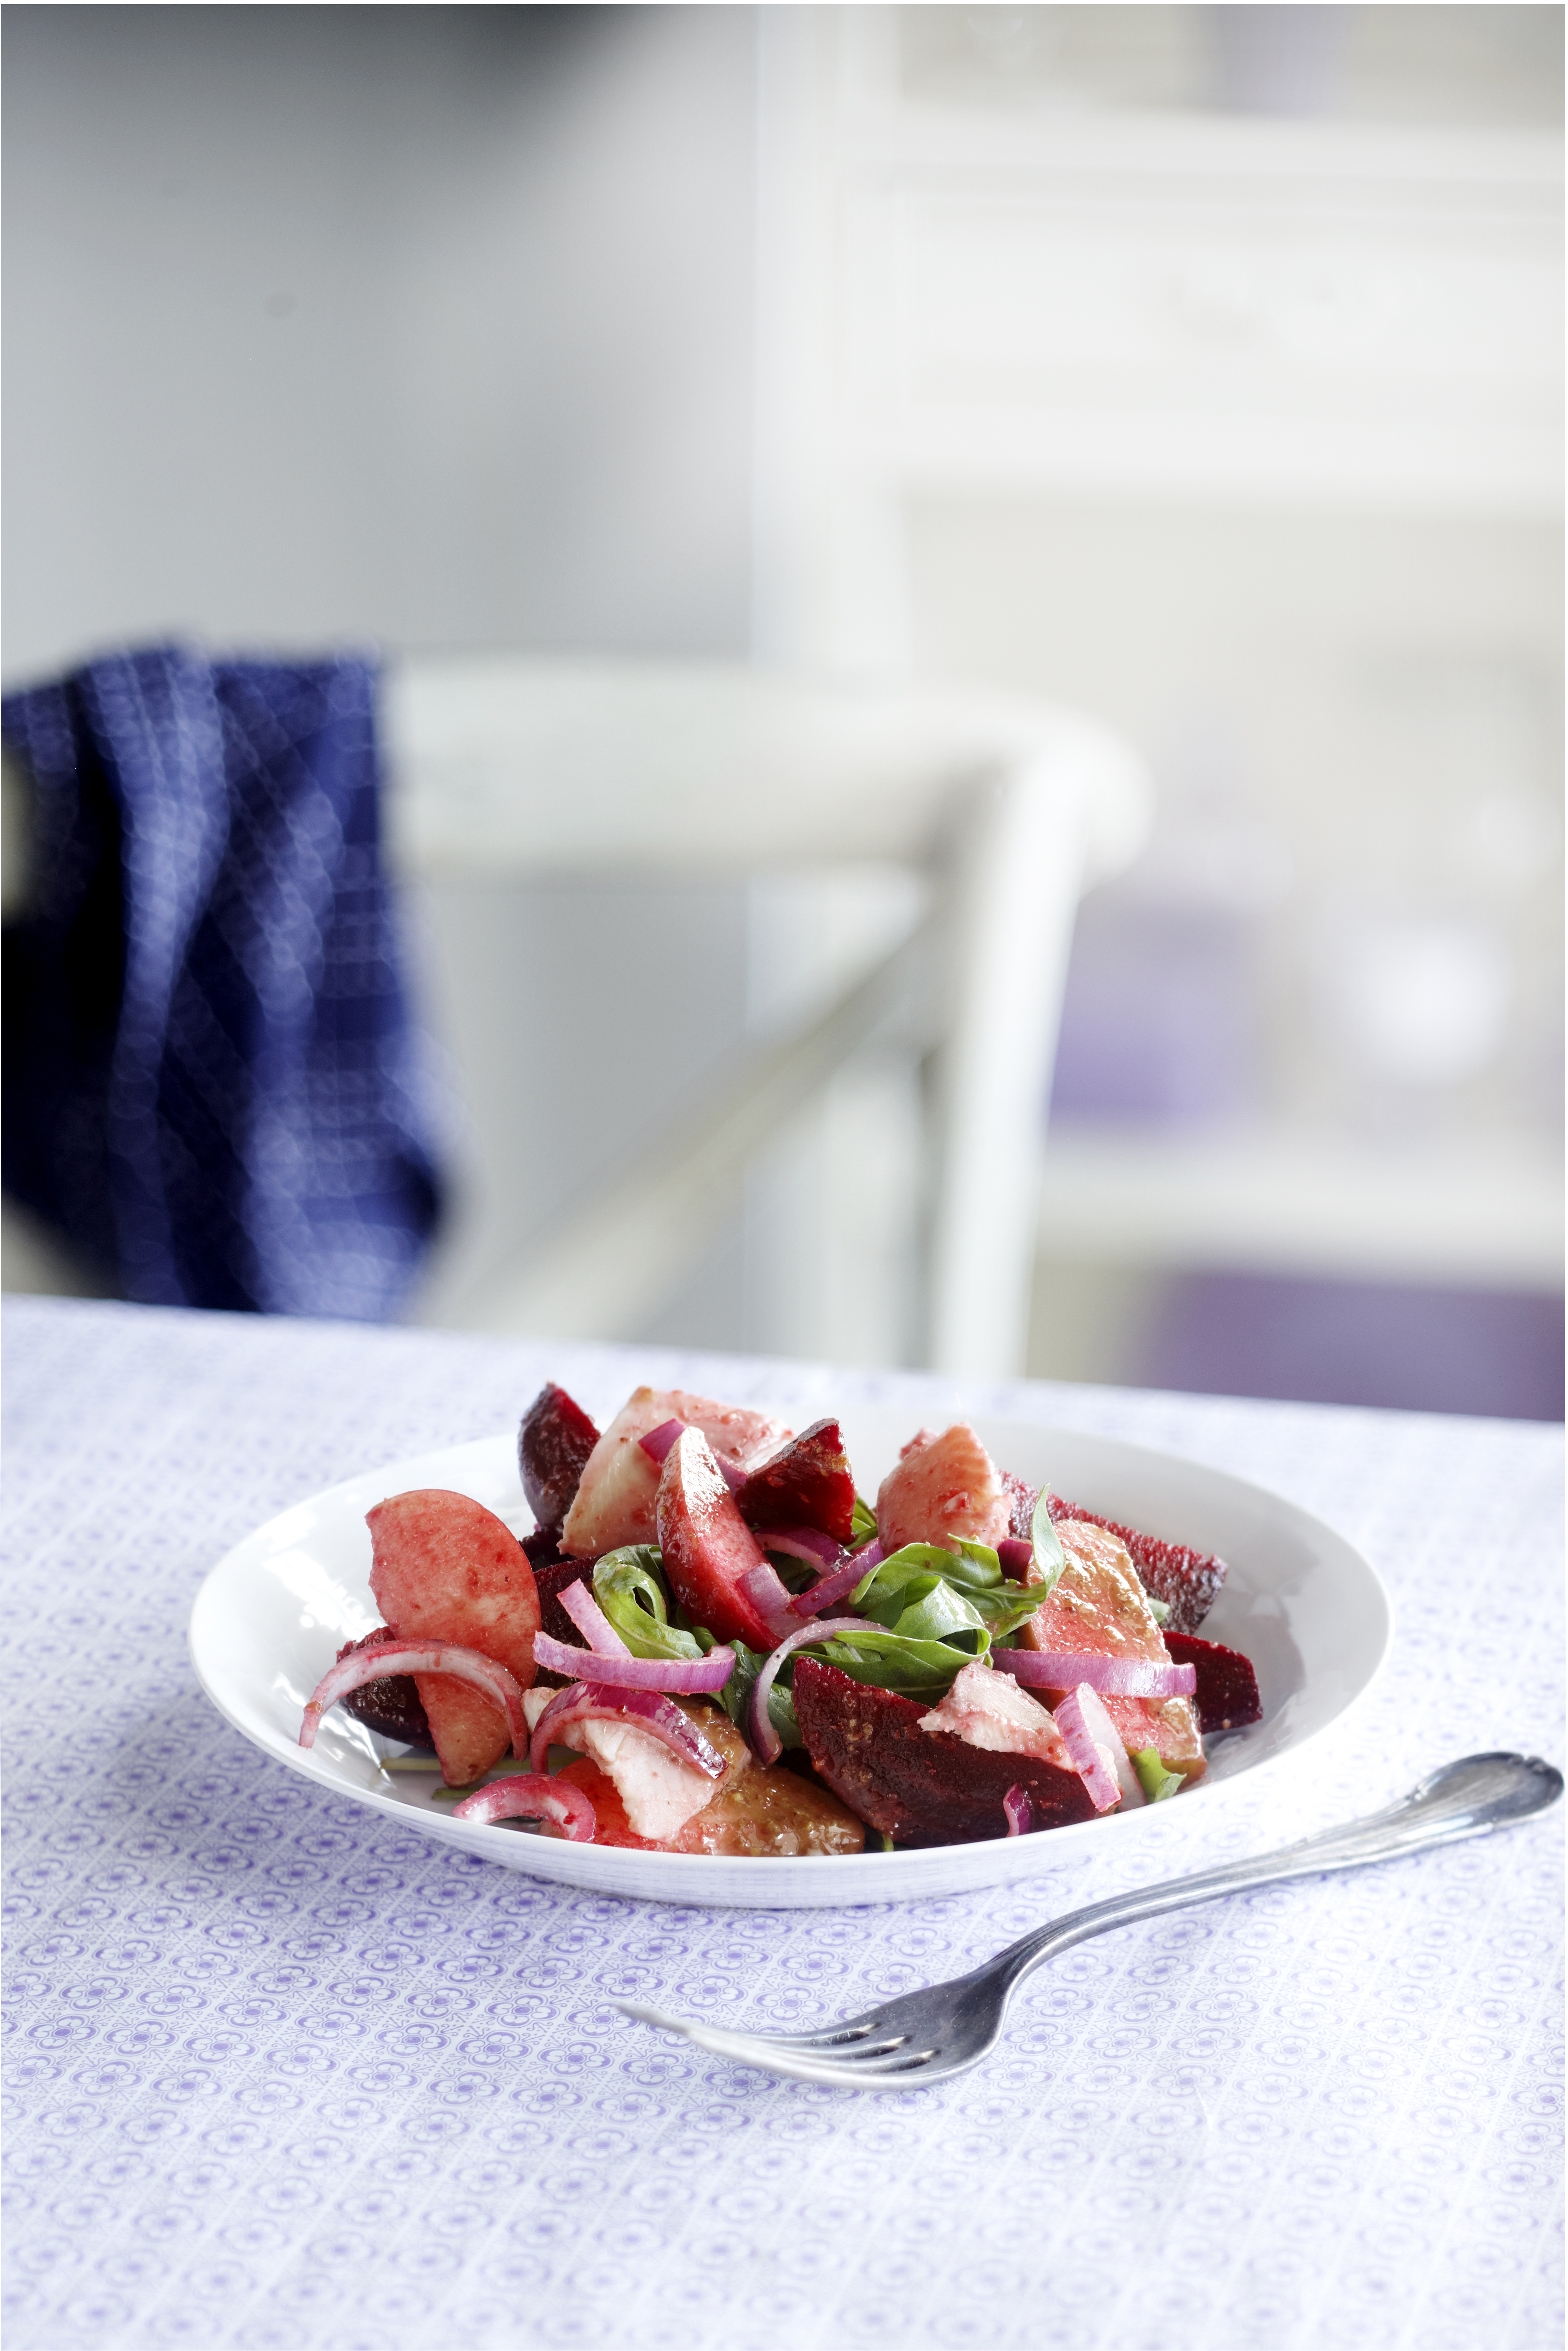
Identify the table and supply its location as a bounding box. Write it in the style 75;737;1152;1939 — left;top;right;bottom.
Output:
3;1296;1562;2351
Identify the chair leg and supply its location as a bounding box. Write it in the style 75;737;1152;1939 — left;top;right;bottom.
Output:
924;760;1090;1381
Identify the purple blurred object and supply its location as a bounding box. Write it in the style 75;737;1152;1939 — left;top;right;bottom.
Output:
1139;1273;1564;1424
1049;905;1260;1126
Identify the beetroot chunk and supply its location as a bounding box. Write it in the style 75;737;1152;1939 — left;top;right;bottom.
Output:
529;1554;601;1685
1165;1632;1262;1733
518;1383;601;1533
1001;1472;1038;1541
736;1418;857;1544
792;1658;1098;1848
335;1629;432;1750
1047;1494;1227;1634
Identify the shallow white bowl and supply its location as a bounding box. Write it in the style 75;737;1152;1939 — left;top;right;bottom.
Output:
188;1409;1392;1908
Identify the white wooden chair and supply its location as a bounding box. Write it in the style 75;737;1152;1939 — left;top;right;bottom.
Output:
382;656;1150;1377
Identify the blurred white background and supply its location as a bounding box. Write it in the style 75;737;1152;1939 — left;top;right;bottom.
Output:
3;4;1562;1415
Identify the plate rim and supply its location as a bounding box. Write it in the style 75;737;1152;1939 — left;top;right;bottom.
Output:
188;1415;1395;1907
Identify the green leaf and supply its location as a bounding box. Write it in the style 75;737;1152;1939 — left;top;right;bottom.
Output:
810;1621;990;1700
1029;1487;1068;1601
1146;1596;1172;1628
591;1548;706;1664
1131;1747;1184;1803
712;1640;803;1750
852;1542;1045;1641
849;1494;879;1548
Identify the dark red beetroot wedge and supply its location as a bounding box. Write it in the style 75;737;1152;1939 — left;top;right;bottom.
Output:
792;1658;1098;1848
335;1628;432;1749
529;1555;602;1684
736;1418;857;1545
1047;1494;1227;1634
1165;1632;1262;1733
518;1383;601;1532
655;1427;780;1652
1001;1472;1038;1541
368;1489;542;1786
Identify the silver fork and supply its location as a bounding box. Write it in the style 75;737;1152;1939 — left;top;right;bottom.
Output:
617;1752;1562;2090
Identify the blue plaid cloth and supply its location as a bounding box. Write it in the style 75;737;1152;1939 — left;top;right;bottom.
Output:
2;645;443;1318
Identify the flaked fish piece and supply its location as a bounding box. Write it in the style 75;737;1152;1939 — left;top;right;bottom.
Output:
560;1385;791;1561
522;1685;744;1840
917;1660;1075;1769
875;1423;1012;1555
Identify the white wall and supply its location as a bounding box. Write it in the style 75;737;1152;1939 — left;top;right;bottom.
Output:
2;4;757;674
3;4;767;1348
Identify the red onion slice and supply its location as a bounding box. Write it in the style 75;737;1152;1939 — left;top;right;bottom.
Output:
640;1417;747;1492
452;1773;597;1841
1066;1683;1145;1810
994;1650;1196;1698
526;1681;728;1779
746;1616;874;1766
555;1577;630;1657
531;1631;734;1695
1003;1784;1035;1837
301;1642;529;1756
762;1525;844;1571
996;1538;1034;1578
737;1562;798;1643
788;1550;874;1619
1052;1685;1123;1812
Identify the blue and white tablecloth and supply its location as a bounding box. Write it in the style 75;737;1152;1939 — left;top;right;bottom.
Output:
3;1297;1562;2351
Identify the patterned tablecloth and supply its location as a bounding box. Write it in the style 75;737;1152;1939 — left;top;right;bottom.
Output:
3;1297;1562;2351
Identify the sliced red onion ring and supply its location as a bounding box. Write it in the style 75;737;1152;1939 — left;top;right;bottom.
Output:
996;1538;1034;1578
763;1525;843;1571
746;1617;873;1766
737;1562;798;1643
301;1642;528;1756
994;1650;1196;1698
1065;1683;1145;1810
531;1631;734;1695
527;1681;727;1779
788;1550;874;1619
1003;1784;1035;1837
1052;1685;1123;1812
452;1773;597;1841
555;1577;630;1657
640;1418;747;1491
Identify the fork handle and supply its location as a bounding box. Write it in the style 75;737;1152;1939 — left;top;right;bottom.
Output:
994;1752;1562;1995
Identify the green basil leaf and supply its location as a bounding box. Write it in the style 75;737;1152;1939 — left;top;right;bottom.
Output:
810;1622;990;1698
713;1639;803;1749
1029;1487;1068;1601
591;1548;706;1664
850;1493;880;1548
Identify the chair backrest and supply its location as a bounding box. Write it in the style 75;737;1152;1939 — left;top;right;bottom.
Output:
381;655;1149;886
383;656;1151;1376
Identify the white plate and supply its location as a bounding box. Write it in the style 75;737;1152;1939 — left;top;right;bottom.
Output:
188;1409;1392;1909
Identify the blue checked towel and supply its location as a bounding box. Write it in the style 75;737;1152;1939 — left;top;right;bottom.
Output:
2;645;443;1318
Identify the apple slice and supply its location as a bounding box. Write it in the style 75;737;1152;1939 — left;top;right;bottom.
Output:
792;1658;1097;1847
736;1418;857;1544
654;1426;782;1651
517;1383;601;1533
367;1489;541;1786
